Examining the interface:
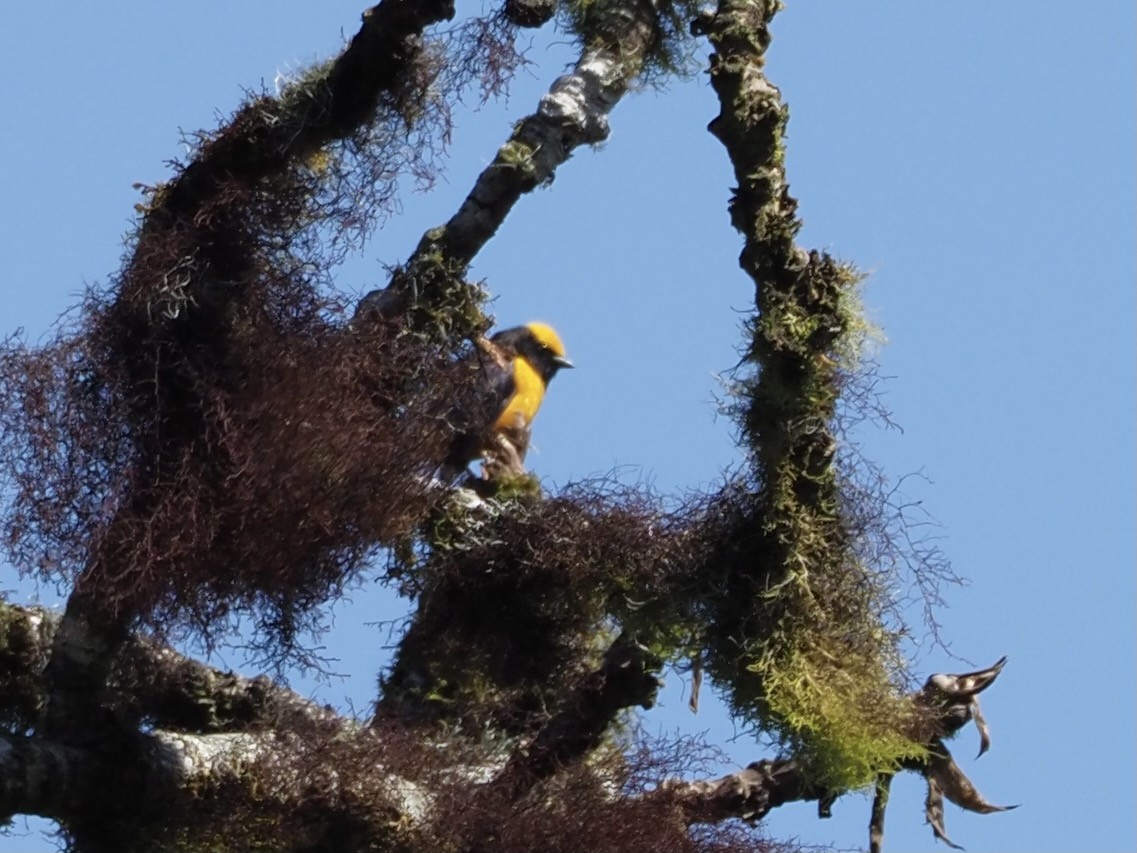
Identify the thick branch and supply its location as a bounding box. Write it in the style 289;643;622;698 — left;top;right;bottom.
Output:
415;0;657;266
39;0;458;746
0;732;98;822
2;650;1010;851
701;0;840;549
662;758;826;825
120;637;348;734
1;603;340;735
694;0;909;790
151;0;458;226
0;725;425;850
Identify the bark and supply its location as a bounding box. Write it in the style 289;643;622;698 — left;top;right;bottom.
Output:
869;774;891;853
702;0;840;537
0;726;430;851
661;758;827;825
0;733;98;822
1;603;339;735
414;0;658;265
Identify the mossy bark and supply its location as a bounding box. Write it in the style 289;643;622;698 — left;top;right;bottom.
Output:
699;0;921;789
385;0;661;334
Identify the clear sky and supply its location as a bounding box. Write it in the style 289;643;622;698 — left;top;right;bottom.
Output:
2;3;1134;852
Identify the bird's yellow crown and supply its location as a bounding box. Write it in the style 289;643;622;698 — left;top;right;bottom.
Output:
525;322;567;358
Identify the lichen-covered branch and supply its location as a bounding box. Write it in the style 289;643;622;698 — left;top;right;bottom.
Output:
693;0;929;791
661;758;825;825
364;0;662;333
0;725;432;852
1;603;345;735
422;0;658;264
147;0;457;230
376;487;685;735
120;637;346;734
2;599;1010;853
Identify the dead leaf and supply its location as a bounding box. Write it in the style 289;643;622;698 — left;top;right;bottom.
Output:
972;698;991;759
925;775;964;850
927;742;1017;815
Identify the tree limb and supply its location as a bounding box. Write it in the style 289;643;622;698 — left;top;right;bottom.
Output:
37;0;458;747
3;616;1011;853
661;758;827;825
358;0;662;328
149;0;458;226
0;725;427;851
0;732;98;822
1;602;340;735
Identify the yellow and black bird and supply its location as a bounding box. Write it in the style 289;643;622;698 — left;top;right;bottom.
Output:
444;322;573;481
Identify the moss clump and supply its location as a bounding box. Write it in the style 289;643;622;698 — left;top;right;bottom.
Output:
381;485;691;737
756;639;926;790
497;139;540;181
560;0;704;82
0;602;46;730
696;238;922;788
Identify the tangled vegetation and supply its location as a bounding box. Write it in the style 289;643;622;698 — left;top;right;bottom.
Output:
0;3;1009;852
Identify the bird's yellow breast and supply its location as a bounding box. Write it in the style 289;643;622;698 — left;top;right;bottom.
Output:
494;356;547;430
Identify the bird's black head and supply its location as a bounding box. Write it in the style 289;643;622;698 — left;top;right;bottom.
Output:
492;322;573;384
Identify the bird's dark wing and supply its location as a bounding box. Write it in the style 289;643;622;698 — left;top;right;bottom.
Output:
439;341;517;477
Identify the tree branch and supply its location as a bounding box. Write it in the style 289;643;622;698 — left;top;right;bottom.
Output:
38;0;458;746
661;757;826;825
149;0;458;226
0;724;428;851
655;658;1012;853
1;602;341;735
3;624;1011;853
0;732;98;822
357;0;662;329
120;637;348;734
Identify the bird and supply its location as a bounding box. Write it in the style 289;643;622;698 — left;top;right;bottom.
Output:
443;321;573;482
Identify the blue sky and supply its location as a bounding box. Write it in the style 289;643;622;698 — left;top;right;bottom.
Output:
2;3;1134;852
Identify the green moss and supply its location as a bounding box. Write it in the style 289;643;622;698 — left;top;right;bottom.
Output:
703;242;918;790
746;631;926;790
559;0;703;83
497;139;539;180
485;471;544;503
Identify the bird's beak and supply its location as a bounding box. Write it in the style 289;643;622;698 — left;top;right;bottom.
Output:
553;355;575;370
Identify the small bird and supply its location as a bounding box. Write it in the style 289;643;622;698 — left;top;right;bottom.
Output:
444;322;573;481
